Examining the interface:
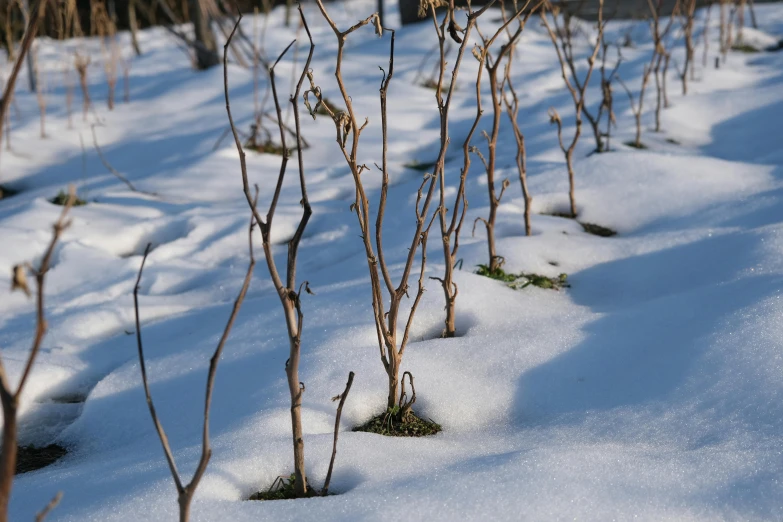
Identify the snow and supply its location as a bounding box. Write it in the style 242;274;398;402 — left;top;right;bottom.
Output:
2;0;783;520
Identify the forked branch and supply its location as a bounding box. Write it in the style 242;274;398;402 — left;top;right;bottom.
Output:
133;191;257;521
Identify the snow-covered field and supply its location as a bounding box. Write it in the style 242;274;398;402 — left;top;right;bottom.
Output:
2;1;783;520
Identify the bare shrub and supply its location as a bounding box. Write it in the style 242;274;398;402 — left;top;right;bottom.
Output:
33;43;46;138
94;4;119;110
3;187;75;522
650;0;678;133
472;0;541;272
225;7;352;496
74;53;91;121
308;1;437;422
681;0;697;95
0;0;46;149
132;203;256;521
425;0;494;337
541;0;605;218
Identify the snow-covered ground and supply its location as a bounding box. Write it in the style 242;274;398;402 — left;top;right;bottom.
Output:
2;1;783;520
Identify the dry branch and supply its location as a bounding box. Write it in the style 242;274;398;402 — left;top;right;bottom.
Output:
1;187;75;522
309;0;438;418
429;0;496;336
0;0;46;150
34;491;62;522
541;0;604;217
322;371;355;496
224;6;314;497
133;194;257;521
91;125;150;194
474;0;542;271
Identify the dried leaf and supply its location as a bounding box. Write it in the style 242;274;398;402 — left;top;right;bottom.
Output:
11;264;30;297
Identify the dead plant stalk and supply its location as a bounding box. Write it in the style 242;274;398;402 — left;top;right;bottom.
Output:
224;7;316;497
428;0;496;337
310;0;438;417
3;188;75;522
541;0;605;218
133;197;257;522
474;0;542;272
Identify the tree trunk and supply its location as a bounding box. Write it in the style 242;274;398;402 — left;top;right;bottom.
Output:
566;149;577;218
486;69;501;272
128;0;141;56
440;240;456;337
386;359;400;411
177;494;191;522
189;0;218;70
282;300;307;497
0;399;18;522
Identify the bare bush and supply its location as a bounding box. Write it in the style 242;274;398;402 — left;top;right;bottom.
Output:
225;7;352;497
3;187;75;522
74;53;92;121
541;0;604;218
0;0;46;150
309;1;436;421
133;202;256;521
473;0;541;272
426;0;494;337
650;0;678;133
682;0;696;95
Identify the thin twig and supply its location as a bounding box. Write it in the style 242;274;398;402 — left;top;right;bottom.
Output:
322;371;354;496
91;125;152;194
34;491;63;522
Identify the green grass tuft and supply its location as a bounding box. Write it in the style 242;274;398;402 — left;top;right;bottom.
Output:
476;264;517;282
0;185;19;200
580;222;617;237
16;444;67;474
732;43;760;53
476;264;571;291
50;190;87;206
353;410;442;437
248;474;319;501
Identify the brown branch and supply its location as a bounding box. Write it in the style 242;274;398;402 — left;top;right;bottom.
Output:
34;491;62;522
133;185;257;520
0;0;46;148
0;186;75;521
322;371;355;496
225;7;314;497
91;125;151;194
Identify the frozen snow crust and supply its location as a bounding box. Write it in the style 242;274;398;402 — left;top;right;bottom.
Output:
2;1;783;520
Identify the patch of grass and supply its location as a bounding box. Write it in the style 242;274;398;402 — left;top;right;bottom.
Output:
732;43;760;53
624;140;648;150
580;222;617;237
544;211;576;219
50;392;88;404
0;185;19;200
542;211;617;238
16;444;67;474
509;273;570;291
476;264;517;282
353;410;441;437
476;264;570;291
404;159;438;172
248;474;319;501
50;190;87;206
